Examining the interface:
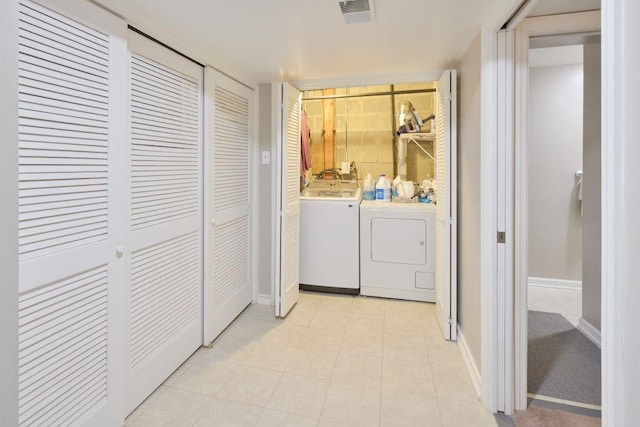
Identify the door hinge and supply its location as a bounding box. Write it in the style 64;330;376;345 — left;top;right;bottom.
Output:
448;316;454;325
497;231;506;244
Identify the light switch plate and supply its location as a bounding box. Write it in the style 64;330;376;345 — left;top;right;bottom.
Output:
261;151;270;164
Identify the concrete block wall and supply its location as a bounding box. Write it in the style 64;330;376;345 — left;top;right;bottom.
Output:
336;93;394;185
301;83;436;186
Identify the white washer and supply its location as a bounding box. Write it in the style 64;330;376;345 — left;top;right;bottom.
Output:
299;181;361;291
359;200;436;302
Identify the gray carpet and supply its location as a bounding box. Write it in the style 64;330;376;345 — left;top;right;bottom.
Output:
528;310;601;406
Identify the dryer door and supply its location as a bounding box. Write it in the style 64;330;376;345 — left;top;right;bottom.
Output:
371;218;427;265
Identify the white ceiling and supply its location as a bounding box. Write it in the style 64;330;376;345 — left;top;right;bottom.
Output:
94;0;518;86
528;0;600;17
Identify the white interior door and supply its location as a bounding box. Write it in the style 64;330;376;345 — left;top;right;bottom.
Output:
16;1;126;425
204;67;254;344
125;31;203;414
275;83;301;317
435;70;458;341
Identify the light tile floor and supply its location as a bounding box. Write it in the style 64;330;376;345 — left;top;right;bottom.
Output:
126;292;497;427
527;286;582;326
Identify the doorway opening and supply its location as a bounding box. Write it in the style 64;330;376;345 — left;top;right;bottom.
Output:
525;35;602;411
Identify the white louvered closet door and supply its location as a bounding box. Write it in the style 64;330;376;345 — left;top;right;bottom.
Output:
125;31;203;414
435;70;458;341
276;83;301;317
16;1;127;425
204;68;254;344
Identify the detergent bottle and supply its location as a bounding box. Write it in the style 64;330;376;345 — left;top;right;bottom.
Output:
363;173;375;200
375;174;391;202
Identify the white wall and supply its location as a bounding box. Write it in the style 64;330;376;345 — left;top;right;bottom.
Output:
527;60;583;282
457;32;483;366
257;84;275;302
581;42;601;330
0;0;19;424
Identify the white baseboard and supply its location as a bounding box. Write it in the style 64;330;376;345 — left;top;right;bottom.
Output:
457;326;482;398
256;293;273;305
578;317;601;347
528;276;582;290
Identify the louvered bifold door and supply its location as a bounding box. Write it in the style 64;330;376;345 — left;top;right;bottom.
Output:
203;68;254;344
276;83;301;318
16;1;127;425
125;31;203;414
435;70;458;341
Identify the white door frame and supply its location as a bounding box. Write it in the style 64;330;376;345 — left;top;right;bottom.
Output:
496;28;515;414
0;1;20;424
502;10;601;413
600;0;625;424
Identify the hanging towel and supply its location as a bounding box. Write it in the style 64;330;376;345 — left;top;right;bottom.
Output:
300;109;312;173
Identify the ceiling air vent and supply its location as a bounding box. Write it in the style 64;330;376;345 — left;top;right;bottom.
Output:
338;0;375;24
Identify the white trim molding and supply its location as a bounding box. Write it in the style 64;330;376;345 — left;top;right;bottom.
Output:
578;317;602;347
528;277;582;290
601;1;625;425
458;327;482;398
256;293;273;306
0;1;20;424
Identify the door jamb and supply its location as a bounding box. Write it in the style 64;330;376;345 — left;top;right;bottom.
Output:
272;83;283;317
600;0;624;424
505;11;601;412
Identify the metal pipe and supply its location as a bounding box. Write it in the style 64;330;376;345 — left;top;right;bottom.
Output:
302;88;435;101
390;85;397;177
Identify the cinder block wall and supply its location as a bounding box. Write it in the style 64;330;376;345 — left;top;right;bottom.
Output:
336;85;394;185
301;83;436;186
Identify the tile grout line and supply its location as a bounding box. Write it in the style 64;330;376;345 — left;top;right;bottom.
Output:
305;293;344;424
418;309;445;426
257;306;307;423
378;302;387;426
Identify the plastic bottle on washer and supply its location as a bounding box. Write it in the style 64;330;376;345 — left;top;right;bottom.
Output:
363;173;376;201
375;174;391;202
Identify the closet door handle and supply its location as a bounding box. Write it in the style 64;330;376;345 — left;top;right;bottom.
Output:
211;219;216;226
115;245;125;258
